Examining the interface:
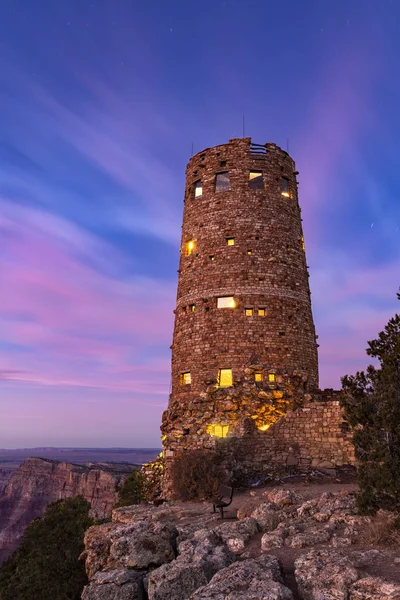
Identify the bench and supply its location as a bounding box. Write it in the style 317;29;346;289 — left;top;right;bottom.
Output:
209;484;234;518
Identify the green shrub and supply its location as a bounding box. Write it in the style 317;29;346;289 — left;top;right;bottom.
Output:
341;291;400;514
115;469;146;507
170;449;226;501
0;496;94;600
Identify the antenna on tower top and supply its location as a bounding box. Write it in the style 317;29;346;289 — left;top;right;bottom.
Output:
286;138;290;153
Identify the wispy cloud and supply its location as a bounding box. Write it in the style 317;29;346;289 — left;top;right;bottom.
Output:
0;199;174;393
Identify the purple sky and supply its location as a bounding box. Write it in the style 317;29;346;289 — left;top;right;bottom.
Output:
1;1;399;447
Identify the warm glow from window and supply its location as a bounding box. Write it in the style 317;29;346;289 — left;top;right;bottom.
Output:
245;308;253;316
226;238;235;246
301;237;305;251
281;177;290;197
247;249;252;255
257;423;271;431
194;180;202;197
268;373;276;382
218;369;232;387
215;172;231;192
180;372;192;385
186;240;195;255
210;255;215;261
189;304;195;312
207;424;230;438
217;296;235;309
258;308;266;316
255;372;263;382
249;171;264;190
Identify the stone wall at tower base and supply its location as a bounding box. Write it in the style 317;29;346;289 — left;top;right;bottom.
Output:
162;394;356;496
221;399;356;479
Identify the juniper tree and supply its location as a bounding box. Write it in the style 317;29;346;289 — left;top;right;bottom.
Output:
0;496;94;600
341;292;400;514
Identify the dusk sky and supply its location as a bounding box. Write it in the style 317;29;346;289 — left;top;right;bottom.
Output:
1;0;399;448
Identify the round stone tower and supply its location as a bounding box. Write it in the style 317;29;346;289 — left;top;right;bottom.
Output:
162;137;319;461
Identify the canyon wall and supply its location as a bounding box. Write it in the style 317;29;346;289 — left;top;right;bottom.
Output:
0;457;134;564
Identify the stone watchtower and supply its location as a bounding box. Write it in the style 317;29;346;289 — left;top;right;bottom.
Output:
161;137;319;462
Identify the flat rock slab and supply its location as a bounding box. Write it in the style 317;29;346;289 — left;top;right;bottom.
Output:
82;569;145;600
188;554;293;600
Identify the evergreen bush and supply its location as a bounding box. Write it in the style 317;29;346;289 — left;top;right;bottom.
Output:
341;291;400;514
0;496;94;600
170;449;226;501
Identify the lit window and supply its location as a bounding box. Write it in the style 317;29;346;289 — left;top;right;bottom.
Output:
226;238;235;246
247;249;253;255
194;180;202;198
207;424;229;438
215;172;231;192
268;373;276;382
217;369;232;387
217;296;235;309
210;255;215;261
249;171;264;190
301;237;305;251
186;240;195;255
245;308;253;316
281;177;290;197
255;372;263;382
258;308;266;317
180;372;192;385
189;304;195;312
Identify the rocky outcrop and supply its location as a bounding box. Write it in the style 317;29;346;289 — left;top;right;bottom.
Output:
81;488;400;600
0;457;134;564
189;555;293;600
0;469;13;495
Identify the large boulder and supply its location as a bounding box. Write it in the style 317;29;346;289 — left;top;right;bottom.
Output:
251;503;280;532
109;521;177;569
213;517;259;554
350;577;400;599
177;529;235;580
263;489;299;507
84;520;178;578
82;569;145;600
148;562;207;600
295;549;359;600
188;554;293;600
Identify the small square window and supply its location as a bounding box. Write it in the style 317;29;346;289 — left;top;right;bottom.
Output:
186;240;195;255
255;372;263;382
268;373;276;382
249;171;264;190
189;304;195;312
226;238;235;246
220;160;227;167
210;255;215;261
194;180;203;198
247;249;252;255
181;306;186;313
217;368;232;387
281;177;290;197
245;308;253;317
215;172;231;192
217;296;235;309
258;308;266;317
180;372;192;385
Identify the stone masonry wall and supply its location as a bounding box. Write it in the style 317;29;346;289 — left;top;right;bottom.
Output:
161;138;347;495
223;398;356;476
171;137;319;409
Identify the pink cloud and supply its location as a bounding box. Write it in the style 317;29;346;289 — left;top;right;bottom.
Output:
0;200;174;394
